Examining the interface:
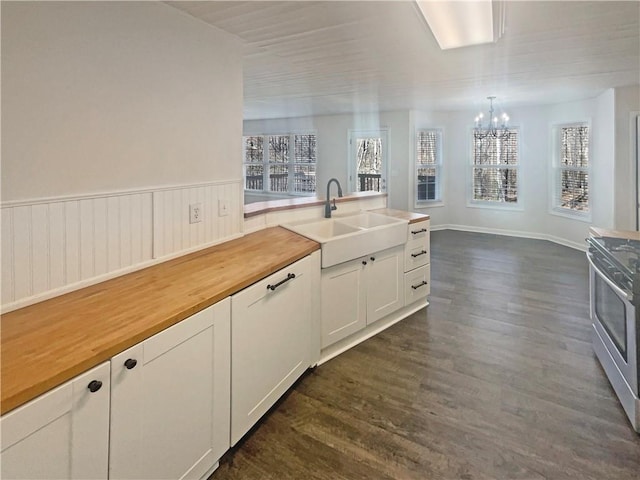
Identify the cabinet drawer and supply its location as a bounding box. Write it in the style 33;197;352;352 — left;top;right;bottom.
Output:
404;265;430;306
404;220;430;272
405;243;430;272
406;220;429;247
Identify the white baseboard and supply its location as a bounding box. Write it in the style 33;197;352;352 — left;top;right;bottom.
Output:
430;223;586;251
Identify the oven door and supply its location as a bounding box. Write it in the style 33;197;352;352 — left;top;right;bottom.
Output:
588;253;638;395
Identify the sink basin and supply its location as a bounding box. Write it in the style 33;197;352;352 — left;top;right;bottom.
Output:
335;211;403;229
287;219;360;239
282;212;408;268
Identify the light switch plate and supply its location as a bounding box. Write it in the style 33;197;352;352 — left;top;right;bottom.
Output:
218;199;229;217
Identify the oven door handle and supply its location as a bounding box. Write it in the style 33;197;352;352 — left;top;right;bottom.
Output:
586;252;632;301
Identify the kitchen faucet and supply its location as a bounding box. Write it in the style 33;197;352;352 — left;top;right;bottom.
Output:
325;178;343;218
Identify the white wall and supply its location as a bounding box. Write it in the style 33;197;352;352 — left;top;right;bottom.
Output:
1;2;245;311
411;93;618;248
614;84;640;230
243;111;410;209
246;91;624;249
2;1;243;201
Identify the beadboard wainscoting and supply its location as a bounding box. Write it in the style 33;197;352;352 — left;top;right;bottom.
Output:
1;181;243;312
152;182;242;259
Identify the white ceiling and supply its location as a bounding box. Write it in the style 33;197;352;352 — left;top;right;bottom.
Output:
167;1;640;120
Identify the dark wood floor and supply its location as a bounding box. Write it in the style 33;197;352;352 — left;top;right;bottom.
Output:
211;230;640;480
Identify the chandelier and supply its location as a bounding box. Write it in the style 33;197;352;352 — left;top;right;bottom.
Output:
474;96;511;140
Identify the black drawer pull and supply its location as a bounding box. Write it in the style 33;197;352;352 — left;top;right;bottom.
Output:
267;273;295;291
411;250;427;258
87;380;102;393
124;358;137;370
411;228;427;234
411;280;428;290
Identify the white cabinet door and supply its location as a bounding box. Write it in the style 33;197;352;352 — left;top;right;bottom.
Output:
109;299;231;480
231;255;313;446
1;362;110;480
320;256;367;348
366;245;404;324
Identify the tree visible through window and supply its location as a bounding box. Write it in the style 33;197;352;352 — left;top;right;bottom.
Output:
416;130;441;202
556;125;589;213
472;129;519;204
243;134;316;195
355;138;382;192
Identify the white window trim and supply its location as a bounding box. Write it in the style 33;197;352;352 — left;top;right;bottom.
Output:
347;128;390;195
466;125;523;211
242;131;318;196
414;128;444;208
548;121;592;223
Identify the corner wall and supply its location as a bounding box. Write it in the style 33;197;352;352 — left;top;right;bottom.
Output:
1;2;244;311
1;2;243;201
614;84;640;230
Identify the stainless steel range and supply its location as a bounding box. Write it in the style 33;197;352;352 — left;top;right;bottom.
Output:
586;235;640;432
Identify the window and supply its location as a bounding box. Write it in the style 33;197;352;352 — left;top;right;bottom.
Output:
243;134;317;195
416;129;442;204
553;124;589;215
471;129;519;205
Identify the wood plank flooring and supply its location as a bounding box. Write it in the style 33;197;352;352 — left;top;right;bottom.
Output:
210;230;640;480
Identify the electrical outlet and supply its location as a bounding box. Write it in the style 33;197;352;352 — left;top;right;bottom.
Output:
189;203;203;224
218;199;229;217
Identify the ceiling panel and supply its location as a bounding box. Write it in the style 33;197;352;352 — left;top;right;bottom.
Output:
167;1;640;119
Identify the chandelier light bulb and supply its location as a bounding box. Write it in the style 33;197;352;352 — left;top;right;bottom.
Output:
473;96;511;140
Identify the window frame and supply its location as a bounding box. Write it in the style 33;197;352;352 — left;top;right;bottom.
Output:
549;121;592;222
467;125;522;210
414;128;444;208
242;132;318;197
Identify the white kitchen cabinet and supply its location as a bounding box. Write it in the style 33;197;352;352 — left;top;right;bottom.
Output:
404;220;430;272
366;246;404;324
231;253;318;446
404;264;431;306
0;362;110;480
109;299;231;480
320;255;367;348
403;219;430;306
321;245;404;348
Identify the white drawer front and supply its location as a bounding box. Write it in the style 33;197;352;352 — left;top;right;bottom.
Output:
405;243;430;272
406;220;429;247
404;265;430;306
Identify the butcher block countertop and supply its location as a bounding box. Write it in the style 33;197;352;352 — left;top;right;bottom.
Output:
370;208;430;224
589;227;640;241
0;227;319;415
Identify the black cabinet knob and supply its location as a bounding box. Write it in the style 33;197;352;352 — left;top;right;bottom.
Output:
370;256;376;261
87;380;102;393
124;358;137;370
362;261;367;265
